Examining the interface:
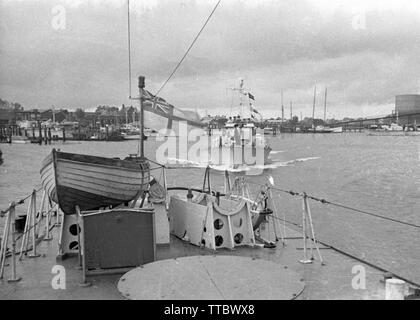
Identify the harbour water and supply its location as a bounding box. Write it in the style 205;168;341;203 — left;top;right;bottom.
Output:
1;133;419;285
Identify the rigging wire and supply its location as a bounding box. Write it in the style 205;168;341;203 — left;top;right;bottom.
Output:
155;0;222;97
127;0;132;98
245;180;420;230
0;185;43;216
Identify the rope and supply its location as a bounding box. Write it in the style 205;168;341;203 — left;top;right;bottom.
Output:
246;180;420;230
14;204;58;242
317;199;420;230
154;0;222;96
0;185;43;216
127;0;132;98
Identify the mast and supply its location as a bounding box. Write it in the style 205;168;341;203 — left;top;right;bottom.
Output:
127;0;145;158
127;0;132;99
138;76;145;158
312;85;317;129
239;79;244;119
290;101;293;120
281;90;284;124
324;87;327;124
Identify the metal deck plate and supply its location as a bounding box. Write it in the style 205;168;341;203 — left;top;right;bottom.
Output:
118;255;304;300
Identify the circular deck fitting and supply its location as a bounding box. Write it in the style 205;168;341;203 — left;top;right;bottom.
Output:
118;255;304;300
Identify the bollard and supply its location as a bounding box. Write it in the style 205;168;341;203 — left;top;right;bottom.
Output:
385;279;406;300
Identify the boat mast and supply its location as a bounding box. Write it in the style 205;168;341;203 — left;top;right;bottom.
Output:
312;85;317;129
138;76;145;158
127;0;144;158
281;90;284;124
324;87;327;124
239;79;244;119
290;101;293;120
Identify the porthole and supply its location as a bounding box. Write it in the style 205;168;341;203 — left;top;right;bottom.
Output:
215;235;224;247
69;224;81;236
214;219;224;230
234;233;244;244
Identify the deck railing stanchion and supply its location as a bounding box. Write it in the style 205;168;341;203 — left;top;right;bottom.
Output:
19;193;34;260
75;206;91;287
0;204;12;278
304;195;324;265
44;193;53;241
7;203;22;282
28;190;40;258
299;193;312;264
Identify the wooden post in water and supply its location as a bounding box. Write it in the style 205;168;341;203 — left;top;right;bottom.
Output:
44;127;48;145
38;122;42;145
62;127;66;142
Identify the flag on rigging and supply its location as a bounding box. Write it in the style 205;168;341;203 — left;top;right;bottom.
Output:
140;88;205;129
251;106;260;114
248;92;255;100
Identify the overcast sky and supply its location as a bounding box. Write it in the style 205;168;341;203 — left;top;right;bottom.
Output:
1;0;419;119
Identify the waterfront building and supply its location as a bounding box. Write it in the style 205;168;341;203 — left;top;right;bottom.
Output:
395;94;420;126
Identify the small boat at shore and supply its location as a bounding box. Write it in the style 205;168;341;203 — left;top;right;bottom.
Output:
40;149;150;215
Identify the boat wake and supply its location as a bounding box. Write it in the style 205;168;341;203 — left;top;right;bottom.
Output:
166;156;320;172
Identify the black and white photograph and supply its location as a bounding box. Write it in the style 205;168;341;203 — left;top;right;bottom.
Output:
0;0;419;304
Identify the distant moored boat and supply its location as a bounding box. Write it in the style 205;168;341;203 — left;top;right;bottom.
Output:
40;149;150;215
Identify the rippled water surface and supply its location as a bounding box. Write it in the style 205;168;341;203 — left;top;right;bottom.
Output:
0;133;419;284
